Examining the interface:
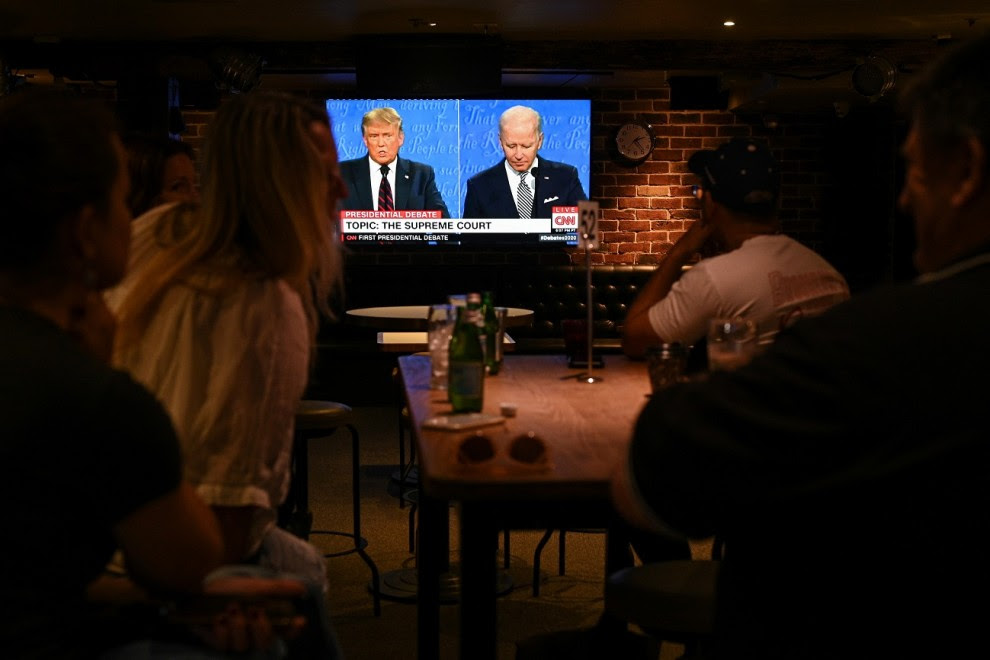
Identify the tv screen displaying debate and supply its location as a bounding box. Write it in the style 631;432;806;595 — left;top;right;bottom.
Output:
326;98;592;247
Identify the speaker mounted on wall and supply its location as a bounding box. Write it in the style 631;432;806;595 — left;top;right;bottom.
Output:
669;75;729;111
356;34;502;96
851;56;897;100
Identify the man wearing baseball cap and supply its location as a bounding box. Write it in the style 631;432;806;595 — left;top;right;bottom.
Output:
622;137;850;359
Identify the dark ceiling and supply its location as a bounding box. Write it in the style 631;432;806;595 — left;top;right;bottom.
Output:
2;1;988;42
2;1;989;113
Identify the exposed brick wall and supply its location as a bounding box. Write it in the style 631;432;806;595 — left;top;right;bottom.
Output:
592;87;832;266
177;110;212;166
179;86;836;267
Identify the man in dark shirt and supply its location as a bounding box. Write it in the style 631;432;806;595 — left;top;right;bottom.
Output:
612;33;990;659
0;88;339;659
0;87;224;658
463;105;586;219
339;106;450;216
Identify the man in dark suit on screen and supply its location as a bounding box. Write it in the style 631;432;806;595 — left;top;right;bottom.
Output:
463;105;586;219
339;107;450;217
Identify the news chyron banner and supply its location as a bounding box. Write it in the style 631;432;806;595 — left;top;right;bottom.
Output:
340;206;579;245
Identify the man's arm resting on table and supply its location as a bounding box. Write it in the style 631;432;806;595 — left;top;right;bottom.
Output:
100;491;310;654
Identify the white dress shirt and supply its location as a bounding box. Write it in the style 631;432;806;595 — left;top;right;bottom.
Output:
504;156;540;209
109;204;309;556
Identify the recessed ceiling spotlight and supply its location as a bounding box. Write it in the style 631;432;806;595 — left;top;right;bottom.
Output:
409;17;438;28
724;20;736;27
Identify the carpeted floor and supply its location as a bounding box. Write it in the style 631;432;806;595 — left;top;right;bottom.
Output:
302;405;693;660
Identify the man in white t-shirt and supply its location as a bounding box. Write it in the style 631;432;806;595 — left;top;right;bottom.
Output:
622;137;849;359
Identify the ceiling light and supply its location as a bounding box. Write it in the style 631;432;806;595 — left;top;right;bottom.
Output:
723;20;735;27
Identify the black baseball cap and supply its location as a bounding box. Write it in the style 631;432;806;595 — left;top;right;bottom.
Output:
688;137;780;214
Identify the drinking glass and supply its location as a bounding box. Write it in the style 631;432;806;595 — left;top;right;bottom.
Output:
707;317;757;372
428;304;456;389
646;342;688;392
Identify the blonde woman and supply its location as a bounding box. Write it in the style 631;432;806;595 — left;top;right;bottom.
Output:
111;90;345;592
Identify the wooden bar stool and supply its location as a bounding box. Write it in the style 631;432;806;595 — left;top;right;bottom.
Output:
280;399;381;616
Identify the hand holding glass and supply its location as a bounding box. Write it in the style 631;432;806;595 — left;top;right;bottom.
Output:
707;318;757;371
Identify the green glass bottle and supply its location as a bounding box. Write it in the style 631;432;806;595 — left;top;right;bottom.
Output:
448;293;485;412
481;290;501;375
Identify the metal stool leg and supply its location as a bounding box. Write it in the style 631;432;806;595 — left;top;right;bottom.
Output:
559;529;567;576
306;423;381;616
409;500;418;553
532;529;555;597
398;409;406;509
347;424;381;616
280;434;314;539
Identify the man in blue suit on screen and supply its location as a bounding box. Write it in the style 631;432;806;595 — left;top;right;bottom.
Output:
463;105;587;219
339;107;450;217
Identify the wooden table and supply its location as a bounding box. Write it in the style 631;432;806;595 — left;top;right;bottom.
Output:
347;305;534;331
399;353;651;659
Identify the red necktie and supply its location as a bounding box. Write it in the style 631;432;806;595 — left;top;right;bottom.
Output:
378;165;394;212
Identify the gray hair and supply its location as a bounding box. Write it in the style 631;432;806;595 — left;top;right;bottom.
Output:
498;105;543;137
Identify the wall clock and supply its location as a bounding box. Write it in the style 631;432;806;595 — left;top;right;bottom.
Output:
613;120;656;165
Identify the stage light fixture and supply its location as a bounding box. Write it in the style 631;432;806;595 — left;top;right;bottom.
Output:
851;56;897;99
209;48;264;93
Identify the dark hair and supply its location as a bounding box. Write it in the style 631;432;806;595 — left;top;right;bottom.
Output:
123;132;197;216
899;34;990;154
0;89;119;272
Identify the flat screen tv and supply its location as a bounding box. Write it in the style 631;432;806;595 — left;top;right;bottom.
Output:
326;98;591;247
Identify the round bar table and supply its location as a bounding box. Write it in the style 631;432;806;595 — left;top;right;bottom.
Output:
345;305;534;331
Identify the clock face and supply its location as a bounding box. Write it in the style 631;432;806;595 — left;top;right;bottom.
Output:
615;122;655;162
